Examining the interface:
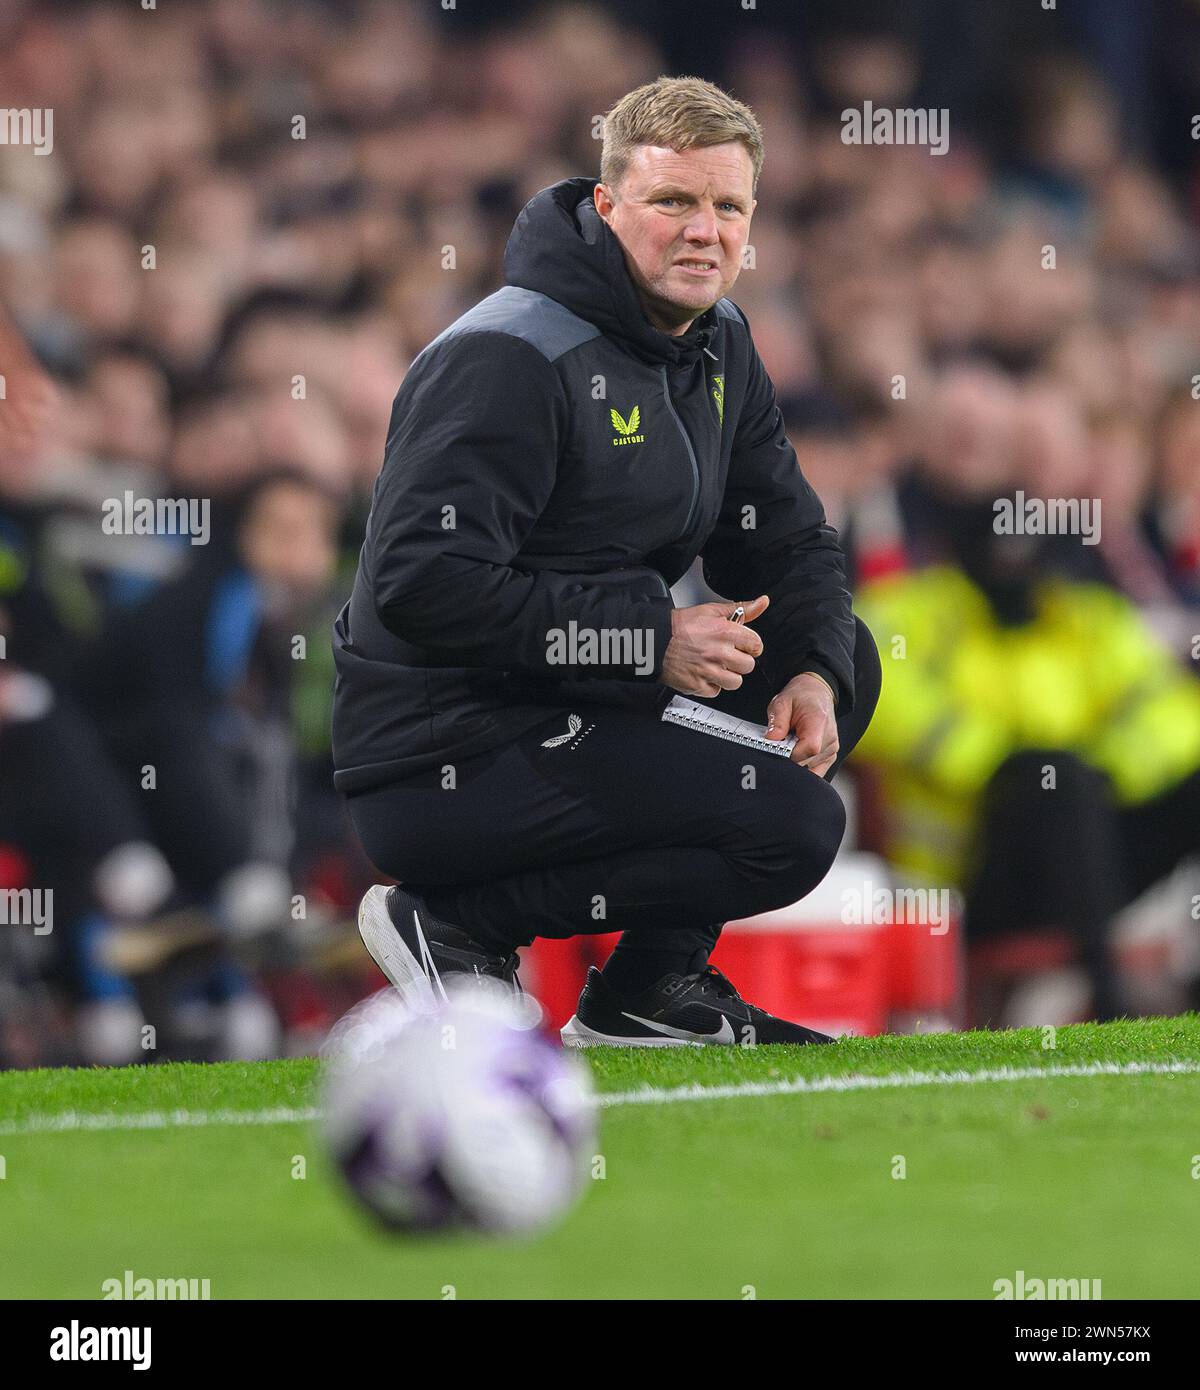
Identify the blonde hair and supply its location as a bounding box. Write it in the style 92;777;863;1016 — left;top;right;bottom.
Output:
600;75;764;193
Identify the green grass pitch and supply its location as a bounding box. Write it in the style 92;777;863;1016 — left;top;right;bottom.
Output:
2;1016;1198;1300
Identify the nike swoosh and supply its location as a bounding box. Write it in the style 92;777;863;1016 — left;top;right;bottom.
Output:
620;1011;736;1044
413;910;448;1002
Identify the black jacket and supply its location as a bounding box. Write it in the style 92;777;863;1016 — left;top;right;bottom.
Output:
331;177;854;793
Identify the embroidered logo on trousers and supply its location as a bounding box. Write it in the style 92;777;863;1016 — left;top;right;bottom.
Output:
540;712;595;750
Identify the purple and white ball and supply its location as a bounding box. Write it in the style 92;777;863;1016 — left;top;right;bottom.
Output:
321;982;596;1235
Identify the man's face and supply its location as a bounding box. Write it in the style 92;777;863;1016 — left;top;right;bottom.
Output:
595;142;756;336
239;481;339;612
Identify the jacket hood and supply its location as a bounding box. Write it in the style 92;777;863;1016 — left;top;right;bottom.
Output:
503;176;719;367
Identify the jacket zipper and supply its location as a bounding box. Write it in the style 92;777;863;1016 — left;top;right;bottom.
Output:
660;365;701;541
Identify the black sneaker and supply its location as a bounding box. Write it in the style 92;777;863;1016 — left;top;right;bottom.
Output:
561;964;835;1047
356;885;520;1012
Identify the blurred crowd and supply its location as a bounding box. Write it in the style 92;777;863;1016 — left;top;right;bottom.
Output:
1;0;1199;1062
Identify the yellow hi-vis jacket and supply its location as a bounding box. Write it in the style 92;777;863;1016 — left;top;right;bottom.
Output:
853;566;1200;886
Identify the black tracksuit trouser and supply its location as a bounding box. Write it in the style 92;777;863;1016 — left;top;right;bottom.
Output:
347;617;881;981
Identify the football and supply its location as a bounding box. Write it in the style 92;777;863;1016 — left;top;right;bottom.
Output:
321;983;596;1235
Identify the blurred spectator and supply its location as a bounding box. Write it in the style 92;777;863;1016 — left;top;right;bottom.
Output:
81;470;340;919
0;0;1197;1056
1153;386;1200;605
855;473;1200;1024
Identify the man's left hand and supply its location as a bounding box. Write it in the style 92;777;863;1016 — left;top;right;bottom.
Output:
765;672;838;775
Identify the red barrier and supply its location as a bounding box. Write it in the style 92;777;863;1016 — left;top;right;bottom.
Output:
519;854;964;1036
711;924;888;1037
0;844;28;889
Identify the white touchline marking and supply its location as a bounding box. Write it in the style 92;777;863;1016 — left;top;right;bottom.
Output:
1;1059;1197;1137
597;1058;1200;1107
0;1105;322;1137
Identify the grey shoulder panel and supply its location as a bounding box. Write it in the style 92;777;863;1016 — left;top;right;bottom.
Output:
425;286;600;364
713;297;742;323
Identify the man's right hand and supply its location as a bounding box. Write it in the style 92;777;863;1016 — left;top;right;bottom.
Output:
661;594;769;697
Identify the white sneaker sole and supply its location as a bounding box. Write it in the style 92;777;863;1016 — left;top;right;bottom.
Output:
356;885;440;1013
560;1015;703;1048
